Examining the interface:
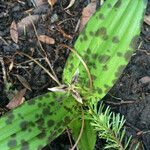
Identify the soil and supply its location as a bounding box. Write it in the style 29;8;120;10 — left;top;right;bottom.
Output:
0;0;150;150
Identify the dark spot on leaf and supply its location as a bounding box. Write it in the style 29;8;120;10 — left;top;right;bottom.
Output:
42;107;51;116
95;27;107;37
35;114;39;118
107;3;112;8
20;121;28;131
102;65;108;71
89;31;95;36
98;55;110;63
124;50;133;61
28;129;32;132
87;48;91;54
36;118;44;126
117;52;122;57
21;140;29;150
114;0;122;8
104;84;110;89
99;13;105;19
11;133;16;138
50;101;55;106
38;95;43;101
5;112;15;124
112;79;117;84
97;88;103;94
57;128;63;133
64;106;72;112
30;121;35;127
38;103;42;107
92;63;97;69
57;121;62;128
47;120;54;127
7;139;17;148
64;116;71;124
37;129;46;139
18;113;24;119
112;36;120;43
92;53;98;59
83;35;88;41
79;37;83;42
130;35;139;49
115;65;126;77
27;100;35;105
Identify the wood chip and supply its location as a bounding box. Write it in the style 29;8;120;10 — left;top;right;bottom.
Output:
48;0;57;7
144;15;150;26
79;1;96;32
6;89;26;109
10;21;18;43
38;35;55;45
65;0;76;9
139;76;150;84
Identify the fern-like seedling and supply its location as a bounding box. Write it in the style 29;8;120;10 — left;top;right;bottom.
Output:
90;104;132;150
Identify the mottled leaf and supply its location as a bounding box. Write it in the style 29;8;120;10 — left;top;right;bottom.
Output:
0;92;79;150
63;0;147;103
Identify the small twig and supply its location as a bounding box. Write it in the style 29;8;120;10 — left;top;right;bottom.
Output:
60;44;93;89
18;52;61;85
105;100;135;106
28;13;59;82
0;36;9;46
66;128;73;148
70;108;84;150
138;49;150;55
0;56;7;84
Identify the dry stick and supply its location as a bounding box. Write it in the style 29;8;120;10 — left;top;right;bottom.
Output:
28;13;59;82
18;52;61;85
60;44;93;89
70;108;85;150
0;57;7;84
66;128;73;148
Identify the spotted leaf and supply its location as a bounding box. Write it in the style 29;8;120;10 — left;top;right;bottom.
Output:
0;92;79;150
63;0;147;102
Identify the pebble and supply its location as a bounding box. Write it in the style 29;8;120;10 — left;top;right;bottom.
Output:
139;76;150;84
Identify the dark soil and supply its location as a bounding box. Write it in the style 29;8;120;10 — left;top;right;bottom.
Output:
0;0;150;150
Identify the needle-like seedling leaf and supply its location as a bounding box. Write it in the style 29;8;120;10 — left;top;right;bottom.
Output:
63;0;147;103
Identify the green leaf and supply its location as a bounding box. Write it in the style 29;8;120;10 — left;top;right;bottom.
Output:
0;92;79;150
63;0;147;102
69;119;96;150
